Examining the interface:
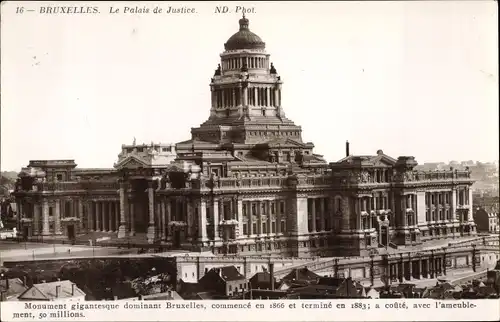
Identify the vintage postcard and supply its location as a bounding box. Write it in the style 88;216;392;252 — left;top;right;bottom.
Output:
0;1;498;321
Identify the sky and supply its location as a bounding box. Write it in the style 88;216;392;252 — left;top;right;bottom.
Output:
1;1;498;171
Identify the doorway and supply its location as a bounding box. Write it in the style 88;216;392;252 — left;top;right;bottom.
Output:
173;230;181;248
23;226;29;240
67;225;75;240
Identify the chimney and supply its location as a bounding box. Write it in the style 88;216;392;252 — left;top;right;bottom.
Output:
269;263;275;291
55;285;61;298
345;141;350;157
71;283;75;296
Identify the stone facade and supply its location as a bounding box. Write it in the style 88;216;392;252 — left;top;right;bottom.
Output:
13;17;476;258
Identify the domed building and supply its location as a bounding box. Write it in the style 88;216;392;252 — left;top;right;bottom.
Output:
12;17;486;285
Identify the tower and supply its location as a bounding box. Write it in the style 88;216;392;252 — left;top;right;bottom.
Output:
183;16;308;151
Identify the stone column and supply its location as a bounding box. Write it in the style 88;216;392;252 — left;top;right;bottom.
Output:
160;198;166;240
266;201;272;235
147;181;155;243
394;263;399;283
101;202;106;232
199;200;208;243
118;181;128;238
274;89;279;109
34;204;40;235
78;199;83;223
114;201;119;232
95;201;101;232
54;200;62;235
166;199;172;241
254;87;258;106
320;198;326;231
266;87;271;107
248;202;253;236
408;256;413;280
237;199;243;238
418;259;423;279
87;201;94;232
130;202;135;235
213;200;220;240
42;199;50;236
108;202;113;232
311;199;317;232
186;199;193;241
257;201;262;235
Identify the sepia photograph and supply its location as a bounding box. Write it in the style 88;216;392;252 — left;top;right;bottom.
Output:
0;1;499;321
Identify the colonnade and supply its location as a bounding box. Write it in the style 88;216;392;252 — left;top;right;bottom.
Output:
222;56;268;71
212;86;281;109
388;255;447;282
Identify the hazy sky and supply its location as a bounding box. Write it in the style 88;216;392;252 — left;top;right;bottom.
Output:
1;1;498;171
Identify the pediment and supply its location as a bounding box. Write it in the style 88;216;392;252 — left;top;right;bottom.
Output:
267;138;306;148
371;154;397;167
114;156;149;170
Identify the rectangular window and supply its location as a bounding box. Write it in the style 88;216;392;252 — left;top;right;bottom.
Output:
280;221;285;233
280;201;285;214
252;223;257;234
243;224;247;235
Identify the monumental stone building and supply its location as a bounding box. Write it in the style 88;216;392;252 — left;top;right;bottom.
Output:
13;16;477;258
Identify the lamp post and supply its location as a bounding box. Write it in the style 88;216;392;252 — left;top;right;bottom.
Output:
472;244;477;272
369;253;375;286
442;247;447;276
430;250;435;279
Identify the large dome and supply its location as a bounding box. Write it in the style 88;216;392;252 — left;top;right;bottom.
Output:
224;16;265;51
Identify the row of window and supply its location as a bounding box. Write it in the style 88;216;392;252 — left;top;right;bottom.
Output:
241;220;286;235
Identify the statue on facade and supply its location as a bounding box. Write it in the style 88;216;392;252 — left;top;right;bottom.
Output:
289;150;295;163
235;172;242;187
164;174;171;189
404;171;414;181
133;137;136;146
270;153;276;163
270;63;277;74
361;171;370;183
214;64;221;76
241;62;248;73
